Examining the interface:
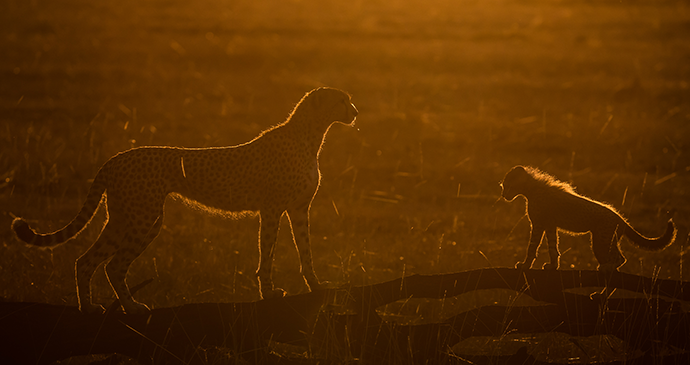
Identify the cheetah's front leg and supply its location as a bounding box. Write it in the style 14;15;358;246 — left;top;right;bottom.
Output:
288;204;327;291
256;211;286;300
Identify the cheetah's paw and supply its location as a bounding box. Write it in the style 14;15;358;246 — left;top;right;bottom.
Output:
308;280;332;291
121;301;151;315
80;302;106;315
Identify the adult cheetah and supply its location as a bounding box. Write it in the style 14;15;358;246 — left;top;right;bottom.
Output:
12;87;358;314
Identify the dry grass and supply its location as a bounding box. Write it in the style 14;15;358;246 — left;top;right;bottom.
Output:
0;0;689;362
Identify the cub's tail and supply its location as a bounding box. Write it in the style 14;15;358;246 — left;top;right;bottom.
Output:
12;169;107;247
623;218;677;251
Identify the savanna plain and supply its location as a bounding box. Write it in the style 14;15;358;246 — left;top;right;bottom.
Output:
1;0;689;361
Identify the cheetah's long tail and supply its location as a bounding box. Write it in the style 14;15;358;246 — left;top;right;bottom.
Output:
12;169;108;247
623;219;677;251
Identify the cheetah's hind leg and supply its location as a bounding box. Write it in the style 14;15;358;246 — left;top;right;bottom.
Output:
75;221;126;314
104;215;164;314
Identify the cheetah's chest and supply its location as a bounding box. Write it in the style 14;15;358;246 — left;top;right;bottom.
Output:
257;155;320;208
308;160;319;184
295;159;320;199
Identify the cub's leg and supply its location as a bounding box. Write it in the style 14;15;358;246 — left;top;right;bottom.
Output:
287;204;326;291
612;242;626;270
105;215;163;314
592;229;623;272
256;210;286;300
516;225;545;270
542;229;561;270
76;221;126;314
611;224;627;269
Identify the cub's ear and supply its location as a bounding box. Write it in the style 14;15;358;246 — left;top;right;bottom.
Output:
511;165;530;178
504;165;531;186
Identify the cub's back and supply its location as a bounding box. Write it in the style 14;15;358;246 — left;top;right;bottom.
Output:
531;185;622;233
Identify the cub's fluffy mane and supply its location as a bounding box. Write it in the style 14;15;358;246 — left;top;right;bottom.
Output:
523;166;623;216
523;166;577;194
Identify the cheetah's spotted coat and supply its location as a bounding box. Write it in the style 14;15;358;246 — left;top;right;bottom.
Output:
12;87;358;314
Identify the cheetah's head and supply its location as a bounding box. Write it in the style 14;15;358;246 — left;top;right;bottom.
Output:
500;165;530;201
305;87;358;127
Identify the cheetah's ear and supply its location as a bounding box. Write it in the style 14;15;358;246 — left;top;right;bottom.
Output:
310;89;324;109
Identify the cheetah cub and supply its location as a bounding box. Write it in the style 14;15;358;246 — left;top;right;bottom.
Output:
500;165;676;271
12;87;358;314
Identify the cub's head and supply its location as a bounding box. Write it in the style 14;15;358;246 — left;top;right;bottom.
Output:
303;87;358;126
500;165;531;201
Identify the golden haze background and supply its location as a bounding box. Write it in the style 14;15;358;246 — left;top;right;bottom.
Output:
0;0;688;307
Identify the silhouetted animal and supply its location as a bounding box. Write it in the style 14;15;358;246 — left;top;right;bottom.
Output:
13;87;358;314
501;165;676;271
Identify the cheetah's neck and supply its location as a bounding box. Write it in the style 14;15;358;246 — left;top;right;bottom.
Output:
284;116;334;157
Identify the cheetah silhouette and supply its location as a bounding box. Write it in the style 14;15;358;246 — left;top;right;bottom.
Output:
501;165;676;271
12;87;358;314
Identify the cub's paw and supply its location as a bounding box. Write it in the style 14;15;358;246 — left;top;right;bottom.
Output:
597;263;619;273
515;262;529;270
80;302;106;314
262;288;287;300
542;263;559;270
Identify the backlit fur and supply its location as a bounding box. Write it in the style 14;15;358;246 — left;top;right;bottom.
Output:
500;165;676;271
12;87;358;314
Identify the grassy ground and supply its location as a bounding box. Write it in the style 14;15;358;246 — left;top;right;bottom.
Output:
1;0;689;317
